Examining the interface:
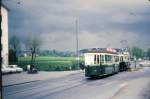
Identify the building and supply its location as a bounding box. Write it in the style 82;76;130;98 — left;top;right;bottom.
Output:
1;4;9;68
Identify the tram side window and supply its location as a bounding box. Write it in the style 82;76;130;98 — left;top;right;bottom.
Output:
101;55;104;64
114;56;119;62
97;55;100;64
124;56;128;61
94;55;96;64
120;56;123;62
105;55;112;63
105;55;108;62
122;56;124;62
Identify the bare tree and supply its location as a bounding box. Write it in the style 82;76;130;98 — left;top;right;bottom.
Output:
9;35;20;63
26;36;42;65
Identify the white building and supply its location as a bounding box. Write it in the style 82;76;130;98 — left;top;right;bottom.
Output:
1;4;9;68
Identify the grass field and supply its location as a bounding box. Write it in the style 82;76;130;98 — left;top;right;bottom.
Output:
17;56;84;71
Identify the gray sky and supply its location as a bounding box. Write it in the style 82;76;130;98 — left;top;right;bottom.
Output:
3;0;150;51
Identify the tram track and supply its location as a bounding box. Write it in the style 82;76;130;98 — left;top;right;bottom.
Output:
3;71;84;95
4;71;117;99
3;72;85;98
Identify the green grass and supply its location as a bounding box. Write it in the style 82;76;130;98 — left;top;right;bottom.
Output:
18;56;82;62
16;56;84;71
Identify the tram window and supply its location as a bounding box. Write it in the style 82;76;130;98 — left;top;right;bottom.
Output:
120;57;122;62
94;55;96;64
110;56;112;61
122;56;124;61
120;56;123;62
125;56;128;60
97;55;99;64
101;55;104;63
105;55;112;62
105;55;108;62
114;56;119;62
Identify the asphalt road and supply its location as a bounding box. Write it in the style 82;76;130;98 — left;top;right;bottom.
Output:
3;67;150;99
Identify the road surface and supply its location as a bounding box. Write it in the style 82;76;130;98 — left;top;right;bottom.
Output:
3;67;150;99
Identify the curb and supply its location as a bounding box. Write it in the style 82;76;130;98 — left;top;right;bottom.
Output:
128;68;142;72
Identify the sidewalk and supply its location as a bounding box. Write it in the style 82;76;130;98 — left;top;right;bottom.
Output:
2;70;82;86
112;77;150;99
129;61;142;71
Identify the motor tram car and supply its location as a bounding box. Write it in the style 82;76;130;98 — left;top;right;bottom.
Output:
84;48;130;77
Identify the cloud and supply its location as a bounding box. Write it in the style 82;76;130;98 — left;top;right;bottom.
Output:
38;30;143;51
3;0;150;51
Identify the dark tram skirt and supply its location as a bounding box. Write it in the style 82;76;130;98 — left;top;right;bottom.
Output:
85;65;119;77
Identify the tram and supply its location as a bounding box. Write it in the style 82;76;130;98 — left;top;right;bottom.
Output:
84;48;130;77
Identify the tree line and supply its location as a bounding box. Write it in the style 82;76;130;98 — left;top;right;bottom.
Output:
9;35;150;65
129;47;150;60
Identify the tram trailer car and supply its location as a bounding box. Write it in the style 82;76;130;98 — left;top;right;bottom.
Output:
118;52;130;72
84;50;130;77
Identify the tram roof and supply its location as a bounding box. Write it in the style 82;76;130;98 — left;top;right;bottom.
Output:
85;51;117;54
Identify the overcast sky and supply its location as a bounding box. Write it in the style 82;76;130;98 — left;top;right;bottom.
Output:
3;0;150;51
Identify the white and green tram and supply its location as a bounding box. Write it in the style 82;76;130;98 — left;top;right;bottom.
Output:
84;50;130;77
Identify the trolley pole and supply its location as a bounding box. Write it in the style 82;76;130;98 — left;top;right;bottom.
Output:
75;18;79;69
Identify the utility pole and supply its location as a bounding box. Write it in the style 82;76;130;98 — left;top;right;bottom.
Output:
75;18;79;69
